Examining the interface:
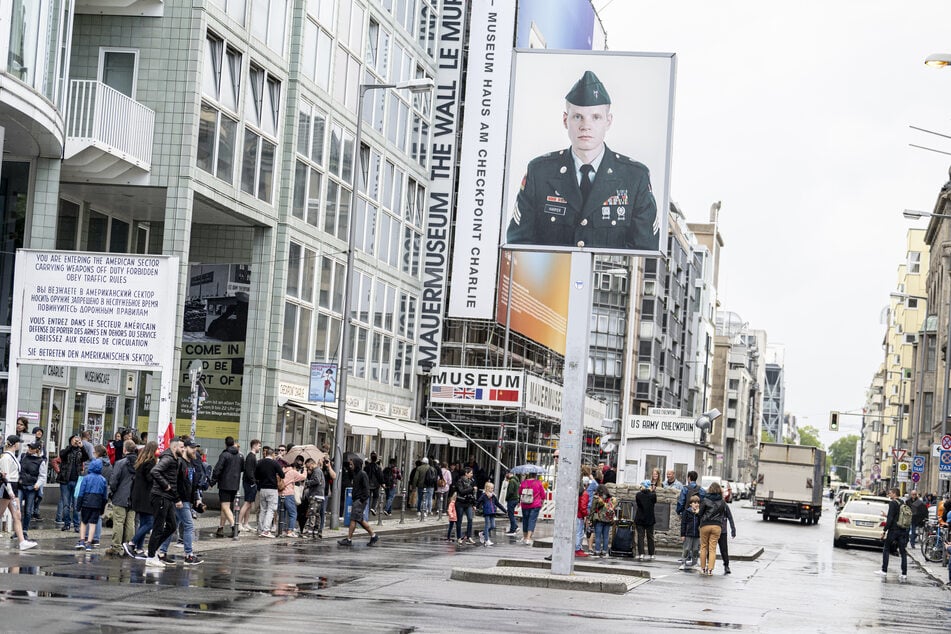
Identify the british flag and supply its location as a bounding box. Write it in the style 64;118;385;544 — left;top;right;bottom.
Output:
454;387;483;399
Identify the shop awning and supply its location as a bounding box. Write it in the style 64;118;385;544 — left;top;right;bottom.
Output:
384;417;468;448
283;401;466;447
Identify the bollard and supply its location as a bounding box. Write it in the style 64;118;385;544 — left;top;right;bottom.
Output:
277;495;286;536
398;485;406;525
376;486;383;527
232;490;241;539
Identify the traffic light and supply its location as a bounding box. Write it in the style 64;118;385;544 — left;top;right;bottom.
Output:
829;411;839;432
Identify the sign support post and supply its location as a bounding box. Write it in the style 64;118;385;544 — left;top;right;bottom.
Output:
551;252;593;576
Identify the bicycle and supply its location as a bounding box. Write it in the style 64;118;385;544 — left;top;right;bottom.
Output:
920;520;948;564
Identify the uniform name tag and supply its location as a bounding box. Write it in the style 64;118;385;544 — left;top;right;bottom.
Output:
546;196;567;204
544;204;566;216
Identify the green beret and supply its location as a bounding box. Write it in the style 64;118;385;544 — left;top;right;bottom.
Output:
565;70;611;107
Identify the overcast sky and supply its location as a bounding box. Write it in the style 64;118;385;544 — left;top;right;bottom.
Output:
595;0;951;448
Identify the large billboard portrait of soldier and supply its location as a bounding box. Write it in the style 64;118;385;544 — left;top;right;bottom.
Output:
502;51;675;255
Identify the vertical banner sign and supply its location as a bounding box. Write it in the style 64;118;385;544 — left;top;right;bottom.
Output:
448;0;516;318
418;0;467;371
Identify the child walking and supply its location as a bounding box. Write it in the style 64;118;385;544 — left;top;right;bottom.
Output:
477;482;500;546
679;495;701;570
445;492;458;541
76;458;108;551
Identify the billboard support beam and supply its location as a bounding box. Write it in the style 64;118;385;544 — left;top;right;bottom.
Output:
551;251;593;575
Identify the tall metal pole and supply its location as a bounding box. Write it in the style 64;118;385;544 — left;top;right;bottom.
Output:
329;80;433;529
912;332;925;490
330;83;376;530
944;263;951;494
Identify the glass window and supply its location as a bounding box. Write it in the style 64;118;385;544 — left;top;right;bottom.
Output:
56;199;80;250
100;50;136;98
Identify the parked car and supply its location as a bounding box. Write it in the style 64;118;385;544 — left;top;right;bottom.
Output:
721;481;734;503
833;496;890;548
734;482;749;500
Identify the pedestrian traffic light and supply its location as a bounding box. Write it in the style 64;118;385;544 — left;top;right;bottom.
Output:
829;411;839;432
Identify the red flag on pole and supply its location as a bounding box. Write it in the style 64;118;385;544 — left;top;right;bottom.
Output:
158;420;175;452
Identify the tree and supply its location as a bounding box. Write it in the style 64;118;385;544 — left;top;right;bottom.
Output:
797;425;824;450
827;434;860;477
761;429;775;443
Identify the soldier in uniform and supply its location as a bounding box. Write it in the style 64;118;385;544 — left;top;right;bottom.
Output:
506;70;659;251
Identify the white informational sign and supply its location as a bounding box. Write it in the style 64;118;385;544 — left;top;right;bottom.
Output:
448;0;516;318
7;249;179;439
76;368;121;393
522;373;607;430
429;366;523;407
627;414;699;444
15;250;177;368
417;0;468;372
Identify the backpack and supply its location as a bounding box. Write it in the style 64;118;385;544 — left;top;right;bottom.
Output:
897;501;913;529
424;466;437;488
520;487;535;505
603;497;616;522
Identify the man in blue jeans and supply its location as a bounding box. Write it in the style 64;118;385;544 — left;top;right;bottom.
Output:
504;471;520;535
57;435;85;532
156;438;203;565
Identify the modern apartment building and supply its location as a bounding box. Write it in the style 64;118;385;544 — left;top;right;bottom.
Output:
2;0;455;463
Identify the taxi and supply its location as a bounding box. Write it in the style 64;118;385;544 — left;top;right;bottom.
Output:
833;494;890;548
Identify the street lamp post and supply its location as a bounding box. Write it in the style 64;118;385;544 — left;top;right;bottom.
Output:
329;78;434;530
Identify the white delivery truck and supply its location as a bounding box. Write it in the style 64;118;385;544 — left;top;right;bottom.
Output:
754;443;826;525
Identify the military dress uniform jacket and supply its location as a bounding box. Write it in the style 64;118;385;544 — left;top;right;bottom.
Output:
506;145;658;250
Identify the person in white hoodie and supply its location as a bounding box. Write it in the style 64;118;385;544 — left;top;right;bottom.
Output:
0;436;38;550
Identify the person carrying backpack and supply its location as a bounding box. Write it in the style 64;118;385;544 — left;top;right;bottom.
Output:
876;487;909;582
590;485;615;557
412;457;437;520
676;470;705;515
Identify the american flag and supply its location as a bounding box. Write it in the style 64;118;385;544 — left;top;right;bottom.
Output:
431;385;454;399
454;387;482;399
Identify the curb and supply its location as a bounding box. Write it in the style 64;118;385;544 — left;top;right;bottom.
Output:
450;565;644;594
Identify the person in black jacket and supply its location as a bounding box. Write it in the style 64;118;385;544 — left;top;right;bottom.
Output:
126;441;158;557
877;487;909;581
365;452;383;516
698;481;727;576
17;442;46;540
109;440;138;557
238;439;260;532
907;490;928;548
634;480;657;561
146;440;183;567
338;454;379;547
155;438;203;565
211;436;244;537
58;435;86;532
718;499;737;574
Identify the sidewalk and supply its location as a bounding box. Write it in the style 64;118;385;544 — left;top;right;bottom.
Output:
907;539;950;587
2;508;448;553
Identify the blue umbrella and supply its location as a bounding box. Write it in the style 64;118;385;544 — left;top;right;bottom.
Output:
510;464;546;475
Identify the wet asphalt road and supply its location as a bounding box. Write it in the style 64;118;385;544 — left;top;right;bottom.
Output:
1;500;949;632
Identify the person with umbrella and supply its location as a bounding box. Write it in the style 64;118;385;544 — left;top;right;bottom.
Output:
517;466;546;546
338;454;380;547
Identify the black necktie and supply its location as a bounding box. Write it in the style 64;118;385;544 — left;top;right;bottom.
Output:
580;164;594;205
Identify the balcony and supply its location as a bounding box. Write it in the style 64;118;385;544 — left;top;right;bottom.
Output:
75;0;163;16
64;80;154;182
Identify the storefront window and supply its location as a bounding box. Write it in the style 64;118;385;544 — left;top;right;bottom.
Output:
73;391;87;438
